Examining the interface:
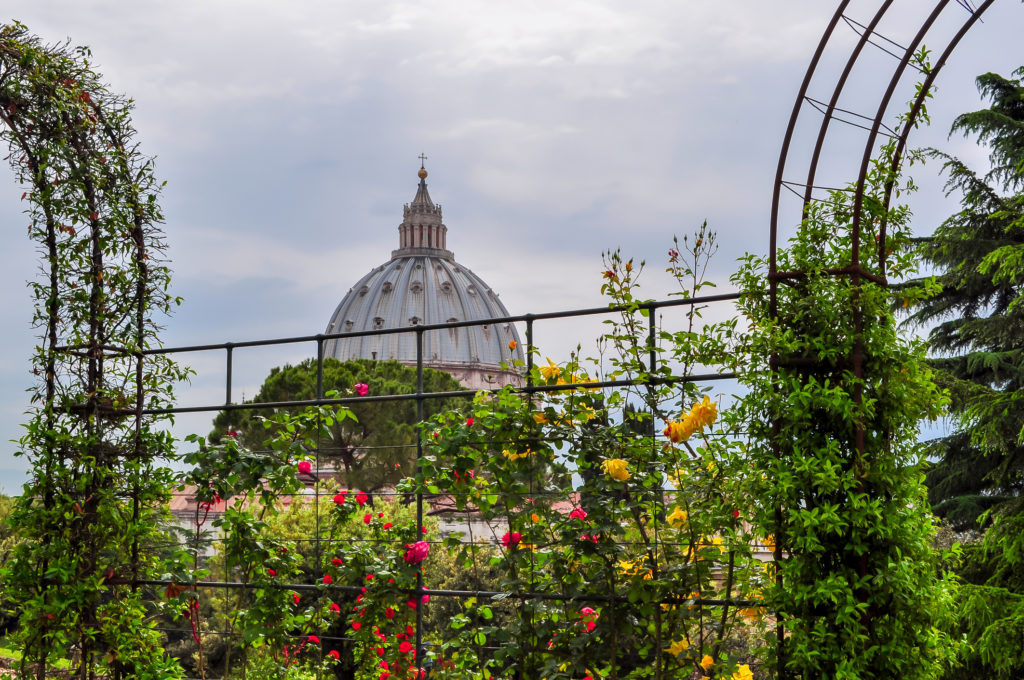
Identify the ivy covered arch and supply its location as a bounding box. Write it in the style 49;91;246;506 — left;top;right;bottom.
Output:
0;22;187;679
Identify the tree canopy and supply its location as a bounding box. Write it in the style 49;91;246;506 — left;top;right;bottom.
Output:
209;358;469;491
905;66;1024;680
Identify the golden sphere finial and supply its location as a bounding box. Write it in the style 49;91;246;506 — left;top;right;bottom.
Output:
418;167;428;179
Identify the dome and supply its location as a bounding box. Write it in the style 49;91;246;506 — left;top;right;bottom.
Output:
324;164;524;389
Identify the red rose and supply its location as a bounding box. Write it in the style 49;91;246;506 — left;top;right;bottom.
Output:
292;593;300;605
332;557;343;566
308;634;320;644
363;513;372;524
297;461;312;475
330;603;341;614
333;492;346;505
323;574;333;585
328;650;340;660
403;541;430;565
267;568;276;577
502;532;522;547
352;621;361;631
399;641;414;654
466;417;474;426
356;491;369;505
383;522;393;530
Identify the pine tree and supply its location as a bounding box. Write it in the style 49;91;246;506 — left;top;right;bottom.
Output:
906;67;1024;680
904;67;1024;531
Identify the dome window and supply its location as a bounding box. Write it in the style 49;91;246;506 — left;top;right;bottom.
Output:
373;317;385;329
382;282;393;294
359;285;369;297
466;285;477;296
409;316;421;326
410;281;423;293
440;281;453;293
447;317;458;324
344;320;354;330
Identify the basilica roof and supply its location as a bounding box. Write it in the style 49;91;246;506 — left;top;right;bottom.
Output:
324;165;524;370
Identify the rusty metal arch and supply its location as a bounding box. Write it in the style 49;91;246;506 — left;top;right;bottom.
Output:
769;0;997;286
766;3;1000;674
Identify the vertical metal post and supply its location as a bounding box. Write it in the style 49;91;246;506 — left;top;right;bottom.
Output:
316;335;325;401
525;315;535;388
415;327;425;676
225;343;234;406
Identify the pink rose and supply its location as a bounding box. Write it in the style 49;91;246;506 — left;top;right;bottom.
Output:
502;532;522;547
354;382;369;396
297;461;312;475
404;541;430;564
569;507;588;520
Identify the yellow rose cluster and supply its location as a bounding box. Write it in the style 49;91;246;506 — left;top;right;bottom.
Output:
503;448;534;462
601;458;630;482
663;395;718;443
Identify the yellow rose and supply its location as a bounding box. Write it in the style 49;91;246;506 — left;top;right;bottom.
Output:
663;419;694;443
601;458;630;482
687;395;718;431
664;638;689;657
667;507;688;529
731;664;753;680
700;655;714;670
533;412;548;424
540;357;561;380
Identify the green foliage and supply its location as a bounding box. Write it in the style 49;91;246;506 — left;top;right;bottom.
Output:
733;139;959;679
210;358;468;491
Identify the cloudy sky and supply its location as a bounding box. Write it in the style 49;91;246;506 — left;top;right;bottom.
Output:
0;1;1021;490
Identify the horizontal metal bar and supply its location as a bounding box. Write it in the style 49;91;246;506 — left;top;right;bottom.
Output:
143;372;738;416
137;292;742;357
133;579;760;608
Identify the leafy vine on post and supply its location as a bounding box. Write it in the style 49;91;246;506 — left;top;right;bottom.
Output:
0;24;189;679
734;134;959;679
